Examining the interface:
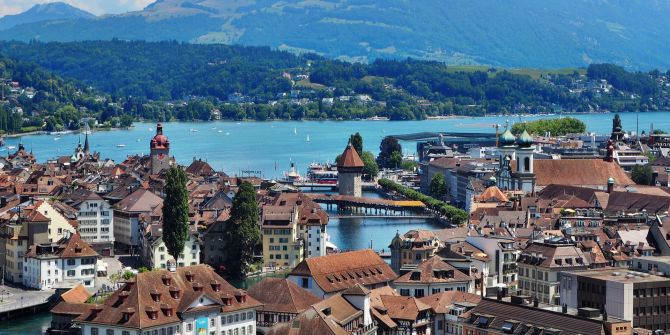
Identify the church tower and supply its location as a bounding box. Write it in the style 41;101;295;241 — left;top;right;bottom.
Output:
150;123;170;174
514;129;536;193
337;142;364;197
496;127;517;191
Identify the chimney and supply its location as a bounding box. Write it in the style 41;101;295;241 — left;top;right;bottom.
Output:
607;177;614;193
562;304;568;313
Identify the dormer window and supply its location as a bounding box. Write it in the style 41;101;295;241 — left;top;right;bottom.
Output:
160;304;173;317
410;271;421;281
193;282;203;292
235;291;247;304
145;306;158;320
211;280;221;292
169;287;181;299
221;294;233;306
161;274;172;286
122;308;135;322
185;271;194;282
150;289;161;302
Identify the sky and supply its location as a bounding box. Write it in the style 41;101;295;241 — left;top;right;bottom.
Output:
0;0;155;16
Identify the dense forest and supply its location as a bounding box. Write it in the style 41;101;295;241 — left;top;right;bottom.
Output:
0;40;668;132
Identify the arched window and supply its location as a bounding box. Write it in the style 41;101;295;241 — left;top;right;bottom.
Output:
524;157;530;172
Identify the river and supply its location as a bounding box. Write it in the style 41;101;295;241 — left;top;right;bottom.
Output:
0;112;667;333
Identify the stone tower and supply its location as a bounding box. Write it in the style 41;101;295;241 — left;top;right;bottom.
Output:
150;123;170;174
337;142;364;197
514;129;536;193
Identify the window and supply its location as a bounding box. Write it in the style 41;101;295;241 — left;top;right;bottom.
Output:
187;323;193;331
211;318;215;326
399;289;410;296
67;270;75;277
91;328;98;335
228;315;233;323
301;278;309;288
221;316;226;325
247;326;253;334
241;313;246;321
414;289;425;298
247;311;253;320
123;332;130;335
106;330;114;335
235;314;239;322
67;259;76;266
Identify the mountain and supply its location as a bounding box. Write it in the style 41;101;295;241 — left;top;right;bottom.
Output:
2;0;670;69
0;2;95;30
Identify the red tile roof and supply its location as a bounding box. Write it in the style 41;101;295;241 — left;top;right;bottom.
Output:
289;249;397;294
337;144;364;168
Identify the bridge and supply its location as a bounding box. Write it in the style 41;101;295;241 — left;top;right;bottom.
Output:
308;194;427;216
387;132;497;141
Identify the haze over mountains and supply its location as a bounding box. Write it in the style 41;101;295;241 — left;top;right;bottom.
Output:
2;0;670;69
0;2;94;30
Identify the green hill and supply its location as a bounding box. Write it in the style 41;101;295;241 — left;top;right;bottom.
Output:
2;0;670;69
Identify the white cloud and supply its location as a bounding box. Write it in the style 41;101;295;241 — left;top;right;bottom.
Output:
0;0;155;16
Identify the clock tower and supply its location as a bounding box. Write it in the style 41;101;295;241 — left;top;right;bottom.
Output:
150;123;170;174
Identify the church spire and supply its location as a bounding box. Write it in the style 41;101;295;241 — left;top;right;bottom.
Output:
84;132;90;155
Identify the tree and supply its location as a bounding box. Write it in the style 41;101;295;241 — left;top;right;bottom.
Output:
224;181;261;278
430;173;447;199
360;151;379;180
631;164;654;185
377;136;402;168
350;132;363;155
390;151;403;169
162;166;190;267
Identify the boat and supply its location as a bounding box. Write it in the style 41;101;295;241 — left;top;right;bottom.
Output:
7;145;15;150
283;162;303;183
53;137;61;141
306;135;310;142
116;144;126;147
189;128;199;132
294;127;297;135
218;130;223;133
225;132;230;136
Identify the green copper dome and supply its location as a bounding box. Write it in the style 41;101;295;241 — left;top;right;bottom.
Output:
499;128;516;146
517;129;534;147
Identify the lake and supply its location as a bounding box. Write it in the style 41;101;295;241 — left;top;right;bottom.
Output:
6;112;669;178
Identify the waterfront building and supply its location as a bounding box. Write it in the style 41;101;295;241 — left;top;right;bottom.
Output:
0;201;50;283
632;255;670;274
61;188;115;256
561;268;670;332
260;192;327;268
389;229;441;274
517;237;590;304
288;249;397;298
337;142;364;197
463;297;632;335
393;256;474;298
113;188;163;251
419;291;481;335
140;222;200;270
247;278;321;333
76;264;261;335
34;200;77;243
267;284;377;335
150;123;172;175
23;232;98;290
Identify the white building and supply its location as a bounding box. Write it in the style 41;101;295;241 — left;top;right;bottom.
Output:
393;257;474;298
141;222;201;270
465;235;520;293
62;189;114;256
23;232;98;290
75;265;261;335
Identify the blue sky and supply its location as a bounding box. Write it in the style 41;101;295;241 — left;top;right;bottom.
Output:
0;0;155;16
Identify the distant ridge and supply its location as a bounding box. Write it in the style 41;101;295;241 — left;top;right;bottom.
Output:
0;2;94;30
2;0;670;70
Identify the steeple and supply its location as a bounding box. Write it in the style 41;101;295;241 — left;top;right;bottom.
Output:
84;132;90;155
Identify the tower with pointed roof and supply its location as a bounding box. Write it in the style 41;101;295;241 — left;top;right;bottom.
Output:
150;123;171;174
337;142;364;197
496;127;517;191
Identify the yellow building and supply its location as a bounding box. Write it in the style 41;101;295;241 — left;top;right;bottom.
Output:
261;193;328;269
0;202;50;283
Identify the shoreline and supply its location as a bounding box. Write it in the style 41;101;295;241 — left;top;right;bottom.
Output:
0;110;659;138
